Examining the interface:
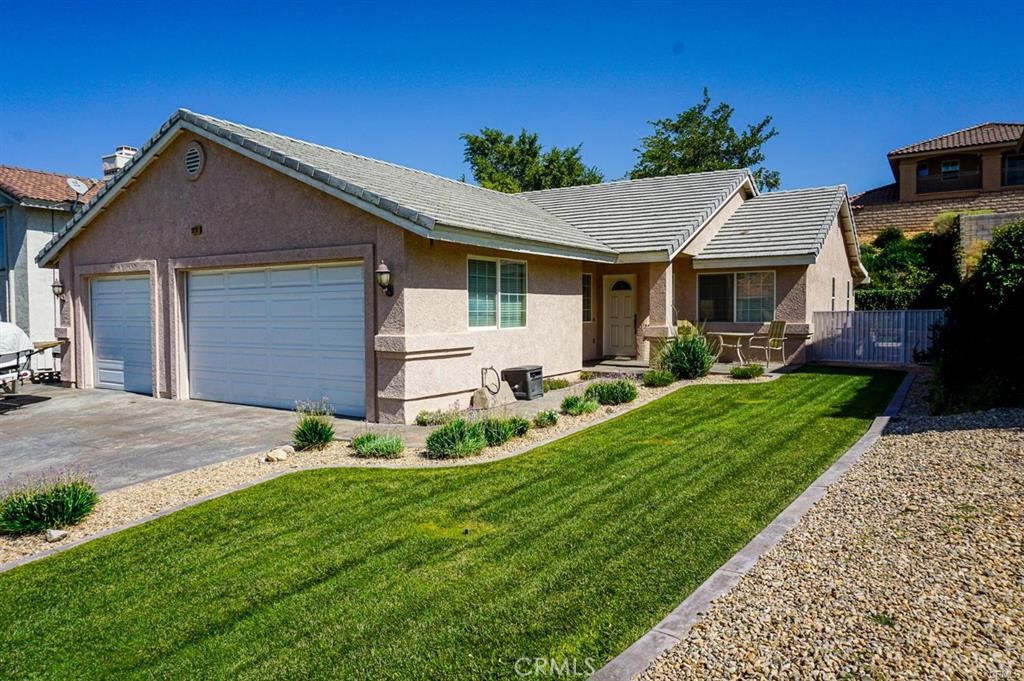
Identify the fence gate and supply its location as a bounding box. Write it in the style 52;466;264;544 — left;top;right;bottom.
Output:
810;310;944;364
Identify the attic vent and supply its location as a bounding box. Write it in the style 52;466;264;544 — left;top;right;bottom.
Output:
184;142;205;179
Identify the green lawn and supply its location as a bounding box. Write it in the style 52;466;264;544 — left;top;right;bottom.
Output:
0;367;902;680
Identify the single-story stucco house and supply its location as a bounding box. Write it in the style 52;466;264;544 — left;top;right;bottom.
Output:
35;109;868;423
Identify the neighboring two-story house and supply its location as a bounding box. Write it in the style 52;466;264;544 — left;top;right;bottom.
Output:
851;122;1024;239
0;156;126;365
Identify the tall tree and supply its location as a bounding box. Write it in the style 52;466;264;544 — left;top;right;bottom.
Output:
461;128;603;193
630;88;781;191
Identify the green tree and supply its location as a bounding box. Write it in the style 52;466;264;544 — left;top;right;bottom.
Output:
630;87;781;191
460;128;603;193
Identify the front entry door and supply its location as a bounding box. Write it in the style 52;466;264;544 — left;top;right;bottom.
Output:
606;277;636;357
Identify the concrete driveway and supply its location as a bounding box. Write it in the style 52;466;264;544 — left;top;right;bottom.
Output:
1;384;300;492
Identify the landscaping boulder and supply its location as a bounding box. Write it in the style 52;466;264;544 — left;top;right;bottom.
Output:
45;529;68;543
264;448;290;462
470;381;516;410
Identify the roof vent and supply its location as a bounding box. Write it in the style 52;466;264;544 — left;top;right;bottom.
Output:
184;142;205;179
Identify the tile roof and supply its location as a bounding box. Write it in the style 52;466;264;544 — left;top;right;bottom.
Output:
889;123;1024;157
518;170;751;254
0;165;102;206
696;185;848;261
850;182;898;208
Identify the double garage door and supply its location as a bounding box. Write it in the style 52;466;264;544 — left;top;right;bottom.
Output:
91;264;365;417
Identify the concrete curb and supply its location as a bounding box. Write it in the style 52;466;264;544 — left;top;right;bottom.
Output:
0;373;781;575
590;370;915;681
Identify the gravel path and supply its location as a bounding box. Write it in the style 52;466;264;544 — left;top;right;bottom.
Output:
641;371;1024;680
1;372;770;567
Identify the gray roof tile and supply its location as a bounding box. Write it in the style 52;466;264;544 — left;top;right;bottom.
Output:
696;186;847;260
519;170;750;254
179;111;613;255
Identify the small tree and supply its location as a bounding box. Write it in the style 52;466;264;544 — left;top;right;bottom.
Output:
460;128;603;193
931;219;1024;412
630;87;780;191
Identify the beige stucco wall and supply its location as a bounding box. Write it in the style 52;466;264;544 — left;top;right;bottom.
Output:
674;257;810;363
386;236;583;419
56;133;405;419
52;132;592;423
805;217;855;315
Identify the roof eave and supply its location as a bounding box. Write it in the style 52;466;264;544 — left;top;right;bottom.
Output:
692;254;816;269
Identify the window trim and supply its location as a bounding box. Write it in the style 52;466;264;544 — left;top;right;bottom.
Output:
581;273;593;323
1004;153;1024;187
467;255;528;330
696;270;776;324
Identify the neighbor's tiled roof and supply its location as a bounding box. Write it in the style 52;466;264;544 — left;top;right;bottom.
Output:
518;170;751;254
696;185;848;261
0;165;102;206
850;182;898;208
889;123;1024;157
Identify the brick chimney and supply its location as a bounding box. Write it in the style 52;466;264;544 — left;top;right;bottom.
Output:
101;145;138;180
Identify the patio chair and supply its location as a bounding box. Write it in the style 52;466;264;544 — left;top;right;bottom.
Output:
749;320;787;368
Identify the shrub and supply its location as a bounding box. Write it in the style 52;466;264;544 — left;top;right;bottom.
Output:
0;471;99;535
293;399;335;450
507;416;531;437
584;379;638;405
415;409;457;426
729;363;765;380
542;377;571;392
561;394;599;416
642;369;675;387
425;418;487;458
931;219;1024;412
578;371;596;380
480;417;516;447
533;409;558;428
350;432;404;458
658;334;714;379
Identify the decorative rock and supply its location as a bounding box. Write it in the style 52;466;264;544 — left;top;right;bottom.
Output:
45;529;68;543
281;445;296;454
470;381;516;410
264;448;289;462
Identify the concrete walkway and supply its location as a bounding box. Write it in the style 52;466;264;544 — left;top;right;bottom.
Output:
1;384;425;492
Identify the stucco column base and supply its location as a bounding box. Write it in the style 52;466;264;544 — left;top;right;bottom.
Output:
642;325;676;365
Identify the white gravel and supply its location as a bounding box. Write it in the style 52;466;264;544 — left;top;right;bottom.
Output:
641;371;1024;680
1;372;770;567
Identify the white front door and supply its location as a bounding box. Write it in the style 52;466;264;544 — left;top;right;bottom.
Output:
605;276;636;357
91;275;153;394
186;263;366;417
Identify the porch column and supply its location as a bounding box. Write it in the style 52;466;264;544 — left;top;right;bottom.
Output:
642;260;675;362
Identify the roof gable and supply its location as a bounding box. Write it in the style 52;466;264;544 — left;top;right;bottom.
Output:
694;185;868;283
888;122;1024;157
36;109;615;266
518;170;752;256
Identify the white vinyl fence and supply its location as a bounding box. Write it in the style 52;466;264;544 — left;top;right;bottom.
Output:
810;310;945;364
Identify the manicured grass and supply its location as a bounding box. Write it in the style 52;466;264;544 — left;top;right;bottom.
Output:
0;367;902;679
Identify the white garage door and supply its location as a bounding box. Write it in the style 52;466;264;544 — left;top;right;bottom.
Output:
187;263;365;417
91;275;153;394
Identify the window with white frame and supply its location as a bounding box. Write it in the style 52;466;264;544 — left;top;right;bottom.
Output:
468;257;526;328
582;273;593;322
698;271;775;323
831;277;836;311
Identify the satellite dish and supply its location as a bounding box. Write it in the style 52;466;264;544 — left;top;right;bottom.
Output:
66;177;89;195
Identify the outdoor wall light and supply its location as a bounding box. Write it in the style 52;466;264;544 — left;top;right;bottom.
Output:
375;260;394;296
51;279;66;298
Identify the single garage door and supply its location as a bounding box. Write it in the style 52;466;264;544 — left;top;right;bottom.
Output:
91;275;153;394
187;263;365;417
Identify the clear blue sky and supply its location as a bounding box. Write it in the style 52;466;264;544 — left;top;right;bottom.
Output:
2;0;1022;194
